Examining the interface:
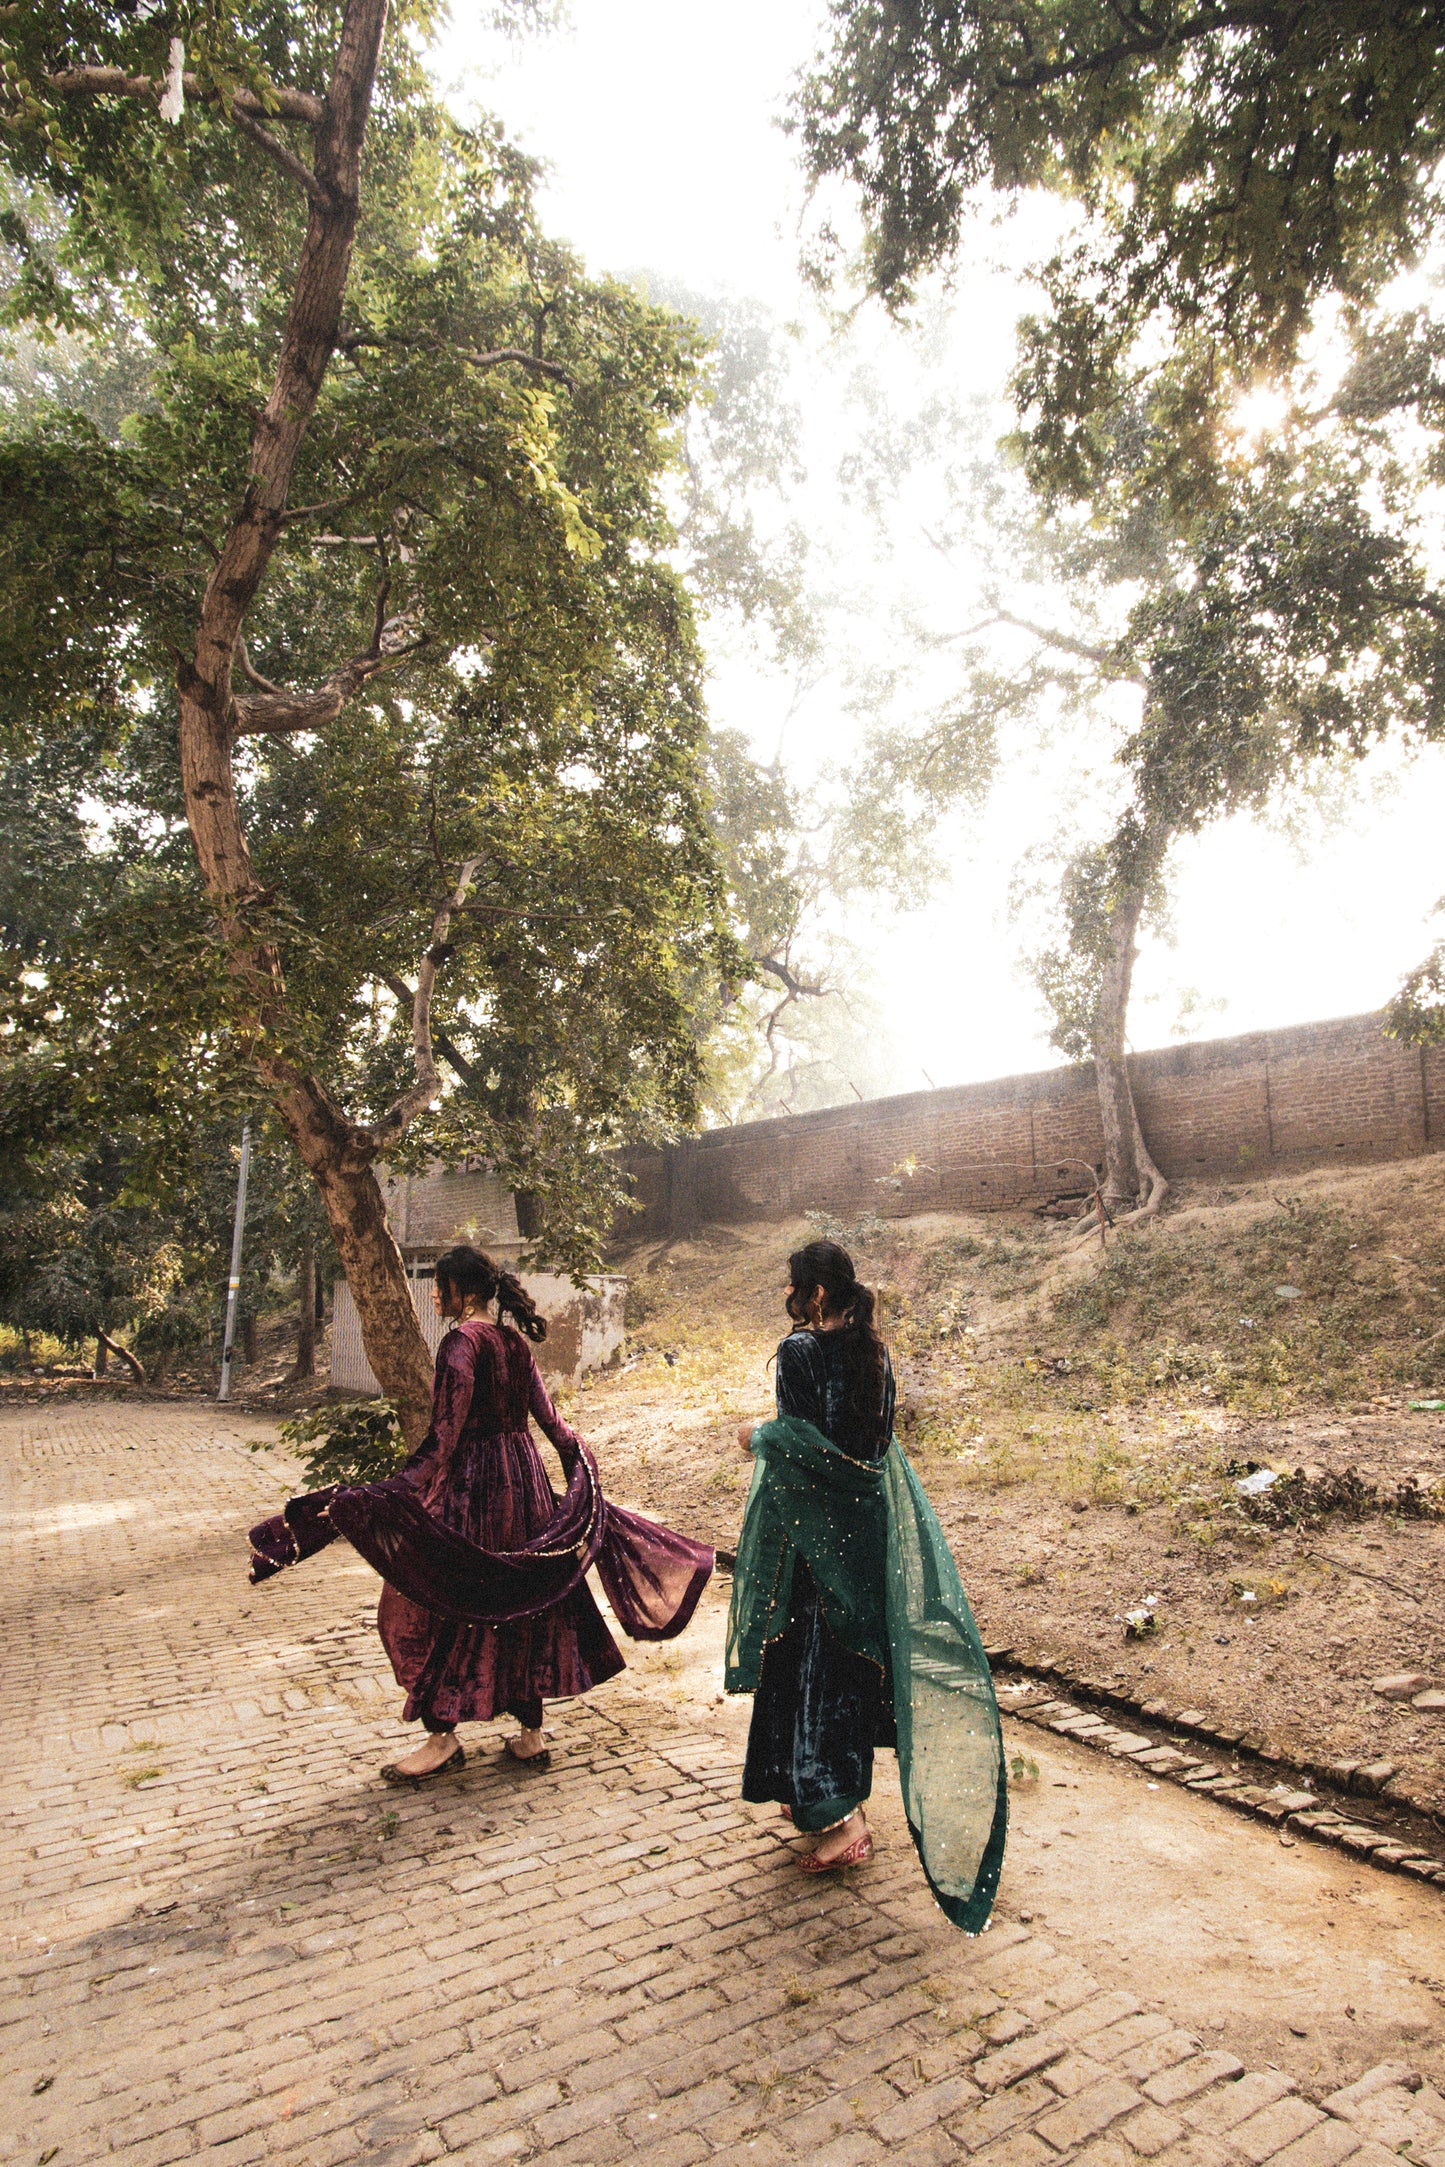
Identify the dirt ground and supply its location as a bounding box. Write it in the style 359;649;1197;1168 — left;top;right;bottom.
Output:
583;1157;1445;1810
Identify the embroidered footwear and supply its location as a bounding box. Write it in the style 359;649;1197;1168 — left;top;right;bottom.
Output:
379;1741;465;1787
797;1827;874;1872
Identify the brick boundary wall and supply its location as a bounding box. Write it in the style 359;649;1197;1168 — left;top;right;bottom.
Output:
615;1010;1445;1240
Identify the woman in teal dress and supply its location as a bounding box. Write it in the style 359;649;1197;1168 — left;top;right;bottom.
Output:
728;1239;1007;1929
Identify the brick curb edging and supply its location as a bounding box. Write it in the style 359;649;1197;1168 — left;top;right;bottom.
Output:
987;1648;1445;1887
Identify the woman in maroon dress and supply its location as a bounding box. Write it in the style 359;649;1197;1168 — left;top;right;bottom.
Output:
378;1245;628;1784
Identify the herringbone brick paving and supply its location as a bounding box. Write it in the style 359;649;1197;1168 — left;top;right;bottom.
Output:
2;1403;1441;2167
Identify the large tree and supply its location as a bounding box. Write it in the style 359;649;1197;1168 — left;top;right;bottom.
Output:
0;3;734;1439
799;2;1445;1087
836;365;1445;1213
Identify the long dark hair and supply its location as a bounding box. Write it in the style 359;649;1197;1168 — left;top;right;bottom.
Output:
786;1237;886;1421
433;1245;547;1343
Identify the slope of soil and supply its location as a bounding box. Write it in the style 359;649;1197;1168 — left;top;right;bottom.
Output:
587;1157;1445;1809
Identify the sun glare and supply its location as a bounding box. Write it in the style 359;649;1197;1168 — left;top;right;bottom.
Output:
1229;383;1290;442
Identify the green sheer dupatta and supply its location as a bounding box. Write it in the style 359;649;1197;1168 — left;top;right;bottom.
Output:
726;1415;1007;1935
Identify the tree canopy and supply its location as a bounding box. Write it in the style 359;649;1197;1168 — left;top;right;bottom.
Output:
797;2;1445;347
0;1;753;1423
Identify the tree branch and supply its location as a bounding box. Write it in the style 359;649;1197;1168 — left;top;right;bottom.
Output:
381;974;479;1087
97;1327;147;1384
463;347;575;389
370;859;484;1147
46;65;324;125
994;607;1146;683
994;5;1274;91
228;105;328;209
230;628;424;736
236;637;285;696
755;952;827;1000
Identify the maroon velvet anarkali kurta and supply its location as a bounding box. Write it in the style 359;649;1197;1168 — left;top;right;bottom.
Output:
248;1316;713;1725
378;1319;623;1727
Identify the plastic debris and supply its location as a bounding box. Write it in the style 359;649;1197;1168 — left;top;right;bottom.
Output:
1409;1400;1445;1412
159;37;186;125
1235;1467;1280;1496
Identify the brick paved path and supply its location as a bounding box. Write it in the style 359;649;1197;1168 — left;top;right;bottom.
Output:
3;1403;1442;2167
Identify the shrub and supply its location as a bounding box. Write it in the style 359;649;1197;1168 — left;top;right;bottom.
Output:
279;1400;408;1488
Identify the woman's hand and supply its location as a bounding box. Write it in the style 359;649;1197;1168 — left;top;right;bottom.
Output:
737;1420;758;1454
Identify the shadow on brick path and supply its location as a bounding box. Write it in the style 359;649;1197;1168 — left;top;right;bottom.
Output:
4;1404;1443;2167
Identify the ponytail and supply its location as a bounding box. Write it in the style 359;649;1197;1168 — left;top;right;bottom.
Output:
496;1269;547;1343
786;1237;887;1441
434;1245;548;1343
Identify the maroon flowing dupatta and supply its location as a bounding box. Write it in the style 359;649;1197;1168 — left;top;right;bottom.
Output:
248;1428;712;1643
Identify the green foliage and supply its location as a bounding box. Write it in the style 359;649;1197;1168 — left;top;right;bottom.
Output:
1385;938;1445;1046
800;2;1445;1053
0;1112;330;1366
652;281;815;664
0;11;756;1271
797;3;1445;354
278;1396;408;1488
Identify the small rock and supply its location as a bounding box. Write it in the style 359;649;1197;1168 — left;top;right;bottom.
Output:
1275;1286;1303;1301
1352;1761;1398;1795
1373;1673;1433;1701
1412;1690;1445;1713
1174;1709;1208;1730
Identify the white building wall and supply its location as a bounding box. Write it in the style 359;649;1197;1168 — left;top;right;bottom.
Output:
330;1267;626;1394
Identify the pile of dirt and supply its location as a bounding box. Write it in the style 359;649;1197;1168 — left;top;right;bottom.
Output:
590;1158;1445;1808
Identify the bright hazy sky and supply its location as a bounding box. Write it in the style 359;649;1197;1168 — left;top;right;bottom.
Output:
434;0;1445;1097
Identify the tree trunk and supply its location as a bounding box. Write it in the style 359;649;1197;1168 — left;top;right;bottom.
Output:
294;1233;317;1379
162;0;435;1448
1073;877;1171;1241
97;1328;147;1383
1094;888;1145;1210
264;1069;433;1441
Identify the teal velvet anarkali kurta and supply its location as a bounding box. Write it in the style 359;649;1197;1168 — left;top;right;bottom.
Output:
726;1341;1007;1933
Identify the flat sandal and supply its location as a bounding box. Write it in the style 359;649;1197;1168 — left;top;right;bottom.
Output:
798;1827;874;1873
503;1739;552;1770
379;1742;465;1788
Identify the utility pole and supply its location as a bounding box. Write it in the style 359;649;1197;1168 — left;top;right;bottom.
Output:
218;1120;252;1402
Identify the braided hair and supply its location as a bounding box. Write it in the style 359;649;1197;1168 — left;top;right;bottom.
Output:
786;1237;886;1422
433;1244;547;1343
